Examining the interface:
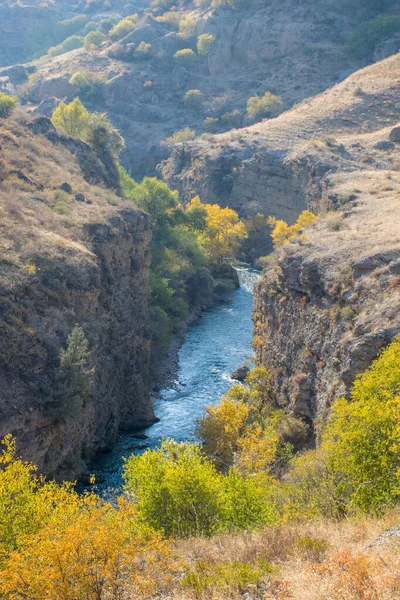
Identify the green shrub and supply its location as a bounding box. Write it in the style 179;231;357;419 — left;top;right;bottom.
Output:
323;338;400;513
51;98;125;156
134;41;153;60
221;109;242;127
203;116;219;131
124;440;273;538
184;89;204;110
109;14;138;41
69;70;104;97
182;558;275;596
150;0;175;11
83;30;106;50
55;15;87;39
0;93;18;118
178;16;197;39
156;11;181;28
197;33;215;56
247;91;284;122
99;17;118;34
47;35;83;57
162;127;196;145
345;14;400;59
173;48;198;66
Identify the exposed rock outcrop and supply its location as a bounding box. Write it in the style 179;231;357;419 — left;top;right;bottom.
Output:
0;117;154;480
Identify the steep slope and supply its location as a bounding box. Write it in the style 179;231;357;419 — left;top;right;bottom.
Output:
8;0;367;178
164;52;400;435
0;112;155;480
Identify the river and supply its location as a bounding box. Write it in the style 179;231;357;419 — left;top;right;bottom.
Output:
91;266;259;493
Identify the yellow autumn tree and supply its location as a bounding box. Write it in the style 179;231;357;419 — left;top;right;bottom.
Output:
268;210;317;248
186;196;247;263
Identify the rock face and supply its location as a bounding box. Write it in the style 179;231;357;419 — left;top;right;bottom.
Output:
162;53;400;219
0;118;154;480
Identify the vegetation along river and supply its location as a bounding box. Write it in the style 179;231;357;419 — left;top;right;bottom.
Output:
92;266;259;493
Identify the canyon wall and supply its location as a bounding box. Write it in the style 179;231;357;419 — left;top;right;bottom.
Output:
0;117;155;480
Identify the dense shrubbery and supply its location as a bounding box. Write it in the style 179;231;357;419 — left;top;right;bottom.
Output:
51;98;125;155
109;14;138;40
162;126;196;144
0;436;175;598
173;48;198;66
197;33;216;55
47;34;84;57
247;91;284;122
69;70;105;98
124;439;274;537
184;89;204;110
0;93;18;118
119;171;246;354
83;30;106;50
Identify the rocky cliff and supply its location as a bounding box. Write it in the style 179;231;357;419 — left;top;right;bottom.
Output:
0;114;154;480
165;52;400;436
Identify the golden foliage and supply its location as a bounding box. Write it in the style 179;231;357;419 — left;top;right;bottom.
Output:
268;210;317;248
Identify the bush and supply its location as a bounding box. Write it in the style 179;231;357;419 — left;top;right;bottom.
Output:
323;338;400;513
0;92;18;118
212;0;249;8
156;11;181;28
83;30;106;50
173;48;198;66
203;116;219;131
69;70;104;97
221;109;242;127
197;33;215;55
0;436;174;599
109;14;138;41
247;91;284;122
179;16;197;39
124;440;274;538
47;35;83;57
99;17;118;34
162;127;196;145
346;14;400;59
267;210;317;248
184;89;204;110
51;98;125;156
134;41;153;60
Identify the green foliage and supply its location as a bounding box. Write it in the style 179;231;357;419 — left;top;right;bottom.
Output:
109;14;138;41
163;127;196;145
51;98;124;156
197;33;216;55
184;89;204;110
69;70;104;98
47;35;83;57
203;116;219;131
83;30;106;50
323;338;400;513
221;109;242;127
99;17;119;34
134;41;153;60
0;93;18;118
345;14;400;59
182;558;274;596
123;439;274;538
173;48;198;66
179;16;197;39
247;91;284;122
151;0;175;11
52;326;91;418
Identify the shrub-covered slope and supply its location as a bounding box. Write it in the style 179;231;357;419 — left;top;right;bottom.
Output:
0;112;155;479
3;0;391;179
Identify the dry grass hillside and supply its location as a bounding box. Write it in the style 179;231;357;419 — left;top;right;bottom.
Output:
163;52;400;218
6;0;367;178
0;111;154;479
173;510;400;599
